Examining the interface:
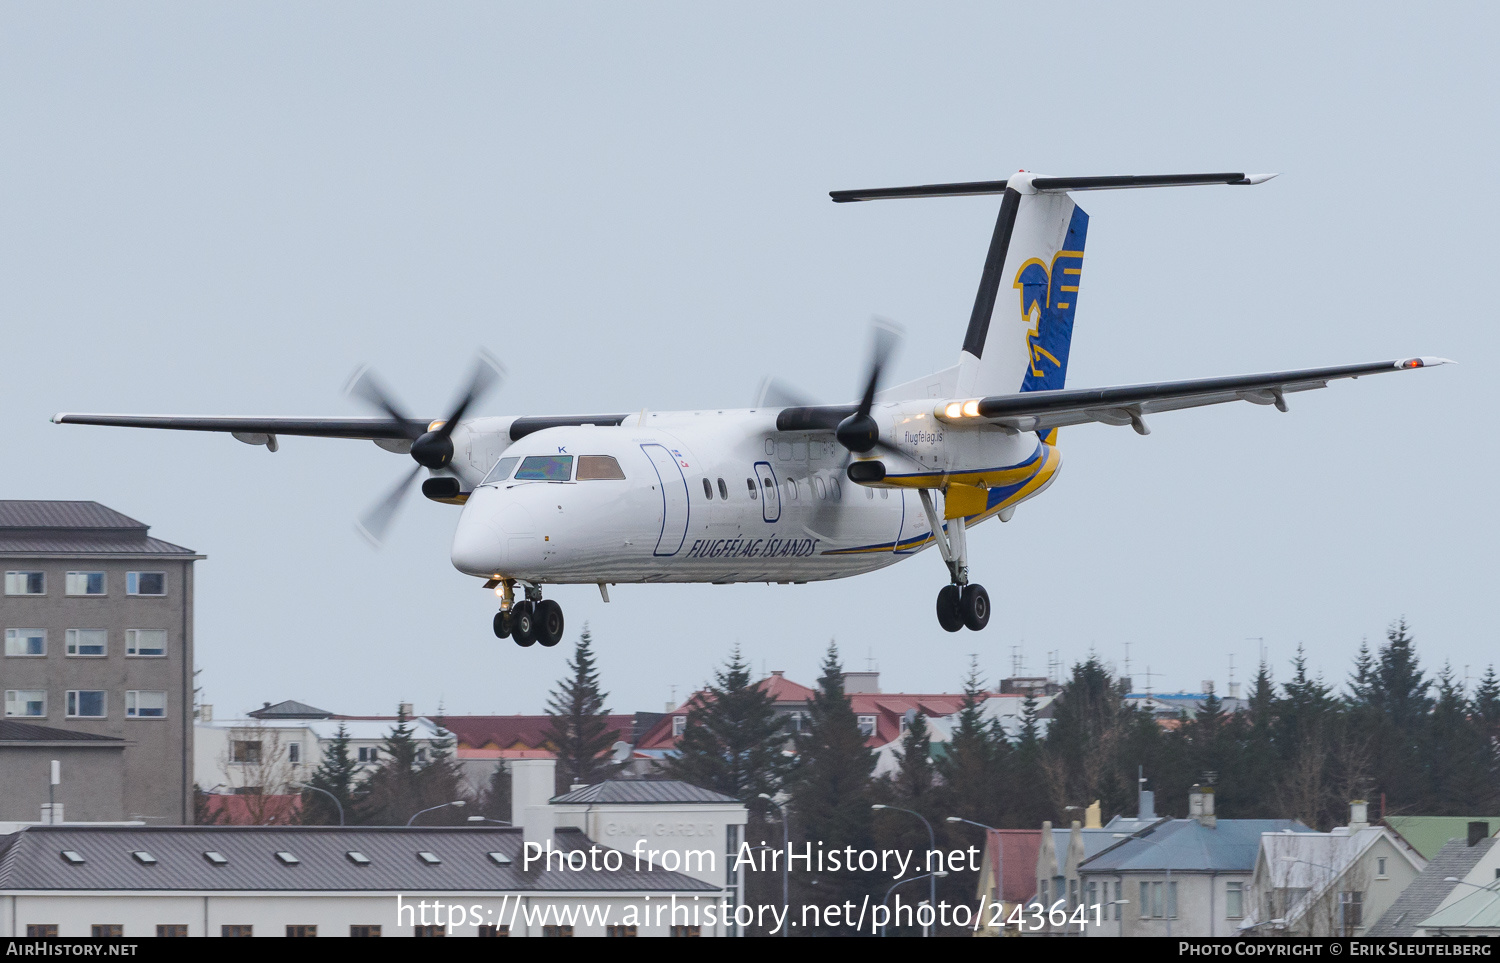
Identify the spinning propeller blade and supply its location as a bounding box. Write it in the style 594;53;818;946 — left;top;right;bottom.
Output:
348;351;506;546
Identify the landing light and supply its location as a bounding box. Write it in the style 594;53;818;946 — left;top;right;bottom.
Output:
428;420;447;431
962;400;980;417
944;402;963;419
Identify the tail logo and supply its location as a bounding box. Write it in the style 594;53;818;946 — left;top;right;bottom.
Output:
1014;208;1089;393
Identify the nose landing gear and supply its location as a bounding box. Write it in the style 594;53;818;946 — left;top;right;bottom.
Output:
490;580;564;647
918;489;991;633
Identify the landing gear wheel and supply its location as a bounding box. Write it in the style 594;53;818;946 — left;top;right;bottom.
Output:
534;599;565;647
492;611;511;639
511;600;537;647
960;584;990;631
936;584;963;633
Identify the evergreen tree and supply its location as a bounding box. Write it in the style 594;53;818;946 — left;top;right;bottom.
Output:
353;707;468;825
664;646;790;814
544;626;616;793
937;657;1003;826
302;723;357;824
787;642;878;918
1008;689;1050;826
1427;663;1495;813
893;712;934;801
1042;657;1131;817
1370;618;1431;810
480;762;511;822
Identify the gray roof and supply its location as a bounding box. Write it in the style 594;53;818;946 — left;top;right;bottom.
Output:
248;700;334;720
0;501;196;557
1367;837;1496;937
552;779;739;805
1041;827;1130;876
1081;819;1311;873
0;720;125;745
0;826;718;893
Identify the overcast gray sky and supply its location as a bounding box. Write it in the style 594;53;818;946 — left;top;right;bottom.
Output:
2;3;1493;718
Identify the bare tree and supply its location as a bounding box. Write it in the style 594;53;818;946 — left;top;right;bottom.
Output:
216;723;299;825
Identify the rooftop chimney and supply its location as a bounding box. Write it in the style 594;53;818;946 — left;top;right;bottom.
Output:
1139;789;1155;821
1349;800;1370;831
1084;800;1102;829
398;701;414;718
1469;821;1491;847
510;758;557;823
841;671;880;694
1188;785;1217;828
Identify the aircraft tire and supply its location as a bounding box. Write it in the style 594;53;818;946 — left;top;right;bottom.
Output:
493;611;512;639
535;600;565;647
936;584;964;633
960;584;990;632
512;601;537;647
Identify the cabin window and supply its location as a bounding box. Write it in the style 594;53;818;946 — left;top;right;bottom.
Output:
717;478;728;499
813;477;826;500
746;478;758;500
576;455;625;480
702;478;714;499
515;455;573;481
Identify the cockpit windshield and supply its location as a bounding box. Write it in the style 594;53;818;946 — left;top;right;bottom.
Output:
514;455;573;481
482;456;520;485
576;455;626;480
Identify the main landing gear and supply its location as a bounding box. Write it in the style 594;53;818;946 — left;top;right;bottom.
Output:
490;581;564;647
918;490;990;633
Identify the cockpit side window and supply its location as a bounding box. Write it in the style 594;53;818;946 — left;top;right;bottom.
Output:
514;455;574;481
576;455;626;480
483;456;520;485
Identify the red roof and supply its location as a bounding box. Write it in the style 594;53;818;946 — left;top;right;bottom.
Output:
440;714;635;752
635;674;981;751
983;829;1043;903
202;794;302;826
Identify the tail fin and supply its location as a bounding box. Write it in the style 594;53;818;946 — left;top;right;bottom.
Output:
832;170;1275;403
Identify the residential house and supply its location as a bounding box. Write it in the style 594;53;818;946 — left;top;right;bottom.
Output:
1369;822;1497;937
1384;815;1500;861
1077;786;1310;937
1238;802;1425;936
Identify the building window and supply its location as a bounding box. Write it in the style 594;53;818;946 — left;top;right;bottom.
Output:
541;925;573;937
1340;891;1364;929
1377;857;1388;878
349;925;381;937
1070;878;1078;908
156;925;188;937
478;924;509;937
1226;881;1244;919
288;743;301;763
26;925;58;937
672;716;687;737
126;690;167;719
857;714;877;738
125;629;167;657
5;690;47;718
66;629;107;657
66;690;107;719
5;571;45;595
126;572;166;596
1086;880;1097;910
65;572;106;596
230;740;262;764
1141;881;1177;918
286;925;317;937
5;628;46;656
91;925;123;937
414;925;446;937
1113;881;1123;920
358;746;379;763
670;925;702;937
222;925;253;937
606;925;637;937
1040;879;1049;906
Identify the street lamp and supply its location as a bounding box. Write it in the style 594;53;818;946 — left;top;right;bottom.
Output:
292;783;344;826
1443;877;1500;892
1107;898;1130;937
878;871;948;936
1280;856;1348;935
468;815;511;826
406;800;466;826
758;793;790;938
946;816;1000;931
873;804;937;936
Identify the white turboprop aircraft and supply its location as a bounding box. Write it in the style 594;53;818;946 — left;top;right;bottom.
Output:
56;171;1449;647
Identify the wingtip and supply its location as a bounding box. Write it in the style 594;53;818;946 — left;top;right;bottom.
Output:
1397;356;1456;369
1243;173;1280;185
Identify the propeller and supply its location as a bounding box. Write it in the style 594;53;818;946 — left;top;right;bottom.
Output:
777;319;903;539
348;352;505;545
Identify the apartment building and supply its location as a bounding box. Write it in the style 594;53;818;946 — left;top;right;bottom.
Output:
0;501;200;824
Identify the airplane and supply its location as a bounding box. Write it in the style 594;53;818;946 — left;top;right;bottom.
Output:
55;170;1450;648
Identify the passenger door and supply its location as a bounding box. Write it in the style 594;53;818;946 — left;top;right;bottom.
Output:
641;444;690;556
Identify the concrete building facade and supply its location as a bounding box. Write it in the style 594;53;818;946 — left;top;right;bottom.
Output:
0;502;200;825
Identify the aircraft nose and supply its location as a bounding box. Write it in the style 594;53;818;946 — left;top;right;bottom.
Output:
450;486;537;576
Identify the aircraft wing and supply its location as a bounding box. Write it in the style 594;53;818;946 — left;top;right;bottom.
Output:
51;413;428;440
937;357;1452;434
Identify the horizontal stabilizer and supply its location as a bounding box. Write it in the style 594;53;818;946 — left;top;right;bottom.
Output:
831;172;1276;202
934;357;1452;434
